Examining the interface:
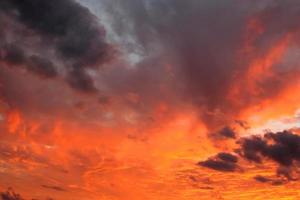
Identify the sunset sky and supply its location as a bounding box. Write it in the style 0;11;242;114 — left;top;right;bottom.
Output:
1;0;300;199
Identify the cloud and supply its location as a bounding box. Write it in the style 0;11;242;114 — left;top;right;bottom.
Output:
217;152;238;163
1;188;23;200
1;44;57;79
0;0;114;92
199;130;300;183
67;67;97;93
96;0;300;128
254;175;272;183
217;126;236;139
253;175;287;186
239;130;300;166
1;0;300;128
198;152;238;172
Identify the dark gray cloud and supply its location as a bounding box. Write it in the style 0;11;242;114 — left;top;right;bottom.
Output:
0;44;57;79
198;152;238;172
199;130;300;182
1;44;26;65
240;131;300;166
238;136;267;163
0;0;299;134
0;0;114;92
1;0;300;129
67;67;97;93
217;126;236;139
198;159;237;172
217;152;238;163
98;0;300;128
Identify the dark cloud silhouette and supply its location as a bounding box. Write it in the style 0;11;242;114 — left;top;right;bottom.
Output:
239;136;267;163
218;126;236;139
2;0;112;65
217;152;238;163
0;0;113;92
1;44;26;65
198;159;237;172
240;131;300;166
198;152;238;172
27;56;57;79
67;67;97;93
254;175;271;183
0;44;57;78
1;188;23;200
199;130;300;183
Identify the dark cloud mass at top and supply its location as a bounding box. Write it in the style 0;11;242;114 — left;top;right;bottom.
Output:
0;0;113;92
99;0;300;128
0;0;300;126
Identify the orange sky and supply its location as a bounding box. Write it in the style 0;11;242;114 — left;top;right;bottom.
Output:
1;0;300;200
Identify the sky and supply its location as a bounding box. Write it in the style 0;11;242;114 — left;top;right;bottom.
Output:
1;0;300;199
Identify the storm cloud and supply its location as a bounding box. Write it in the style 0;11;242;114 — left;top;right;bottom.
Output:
1;0;300;127
0;0;113;92
96;0;300;127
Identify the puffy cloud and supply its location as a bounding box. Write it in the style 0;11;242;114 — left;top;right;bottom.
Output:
199;130;300;183
198;152;238;172
0;0;114;92
240;131;300;166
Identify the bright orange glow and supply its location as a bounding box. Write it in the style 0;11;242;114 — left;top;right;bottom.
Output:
1;104;300;199
7;110;22;134
1;1;300;200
